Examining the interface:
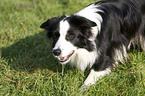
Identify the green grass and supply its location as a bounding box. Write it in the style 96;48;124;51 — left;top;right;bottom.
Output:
0;0;145;95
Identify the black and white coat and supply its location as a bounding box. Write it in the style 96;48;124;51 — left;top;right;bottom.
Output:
40;0;145;87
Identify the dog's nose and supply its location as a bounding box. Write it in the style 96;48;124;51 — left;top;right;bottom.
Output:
53;49;61;56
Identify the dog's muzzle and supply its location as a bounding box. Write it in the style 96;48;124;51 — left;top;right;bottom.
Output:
52;49;75;64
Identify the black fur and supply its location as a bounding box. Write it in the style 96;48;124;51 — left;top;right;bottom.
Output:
92;0;145;71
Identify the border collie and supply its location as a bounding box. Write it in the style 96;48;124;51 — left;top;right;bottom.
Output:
40;0;145;89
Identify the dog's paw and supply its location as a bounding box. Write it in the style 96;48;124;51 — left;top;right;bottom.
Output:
78;85;88;92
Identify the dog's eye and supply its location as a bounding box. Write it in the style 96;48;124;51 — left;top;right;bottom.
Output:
66;34;75;40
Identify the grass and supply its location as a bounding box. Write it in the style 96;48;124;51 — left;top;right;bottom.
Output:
0;0;145;95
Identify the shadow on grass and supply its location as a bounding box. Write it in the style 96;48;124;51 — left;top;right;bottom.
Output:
2;31;63;73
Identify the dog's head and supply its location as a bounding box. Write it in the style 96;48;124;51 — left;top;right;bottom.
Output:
40;15;97;64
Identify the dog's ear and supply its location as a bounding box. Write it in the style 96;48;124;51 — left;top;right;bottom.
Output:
68;15;97;38
40;17;59;29
40;15;67;38
40;17;61;38
69;15;97;27
40;14;66;38
60;13;67;18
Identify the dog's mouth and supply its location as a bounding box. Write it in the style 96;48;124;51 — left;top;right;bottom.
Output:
57;50;75;64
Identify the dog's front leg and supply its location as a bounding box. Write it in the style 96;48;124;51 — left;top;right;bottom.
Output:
84;68;111;85
81;68;111;91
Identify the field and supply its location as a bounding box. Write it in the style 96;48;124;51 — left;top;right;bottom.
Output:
0;0;145;95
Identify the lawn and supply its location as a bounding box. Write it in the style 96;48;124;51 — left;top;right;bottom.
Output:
0;0;145;95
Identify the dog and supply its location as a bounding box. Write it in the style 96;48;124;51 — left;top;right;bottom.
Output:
40;0;145;89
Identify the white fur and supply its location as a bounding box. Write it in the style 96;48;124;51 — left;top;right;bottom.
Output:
140;35;145;51
75;3;103;35
141;39;145;51
70;49;98;72
114;45;127;63
84;68;111;85
53;20;77;64
53;20;77;56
